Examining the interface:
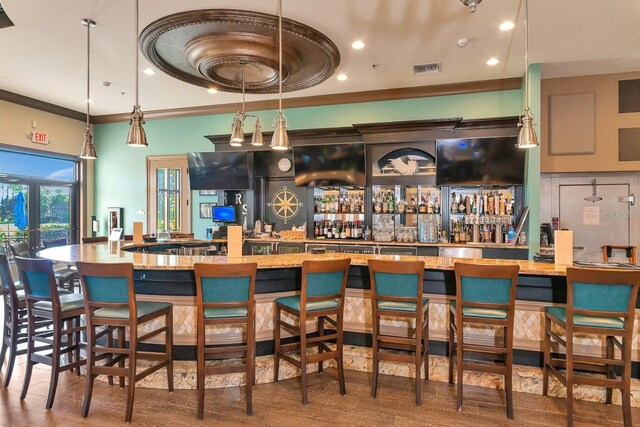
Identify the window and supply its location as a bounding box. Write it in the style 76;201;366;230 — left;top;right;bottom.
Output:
147;156;190;233
0;149;79;256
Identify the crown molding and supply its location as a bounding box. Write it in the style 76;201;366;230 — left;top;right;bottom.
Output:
92;77;522;124
0;89;86;122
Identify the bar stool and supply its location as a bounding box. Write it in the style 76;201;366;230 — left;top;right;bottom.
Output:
603;245;637;264
75;261;173;422
14;256;86;409
543;267;640;427
11;241;78;292
368;259;429;405
274;259;351;405
448;262;519;419
193;262;257;418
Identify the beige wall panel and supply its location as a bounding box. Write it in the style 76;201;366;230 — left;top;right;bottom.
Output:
541;71;640;173
548;93;595;155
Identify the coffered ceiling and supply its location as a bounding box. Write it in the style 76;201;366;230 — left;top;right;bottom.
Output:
0;0;639;117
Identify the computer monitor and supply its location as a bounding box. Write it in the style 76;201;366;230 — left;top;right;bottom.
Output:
212;206;237;223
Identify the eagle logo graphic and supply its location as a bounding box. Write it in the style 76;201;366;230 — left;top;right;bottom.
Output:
388;157;420;175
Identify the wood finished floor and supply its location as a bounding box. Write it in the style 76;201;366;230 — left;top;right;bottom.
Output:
1;361;638;427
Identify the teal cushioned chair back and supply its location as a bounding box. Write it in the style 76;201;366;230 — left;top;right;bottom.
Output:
374;272;420;298
84;276;129;303
306;271;344;298
23;270;51;298
573;281;632;313
201;276;251;303
460;276;512;304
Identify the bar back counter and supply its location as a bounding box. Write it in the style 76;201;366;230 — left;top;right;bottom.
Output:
36;241;640;408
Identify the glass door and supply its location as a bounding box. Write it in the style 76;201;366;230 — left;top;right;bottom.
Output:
0;182;30;255
38;185;74;245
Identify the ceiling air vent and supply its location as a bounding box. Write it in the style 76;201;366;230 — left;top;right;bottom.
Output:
413;63;440;74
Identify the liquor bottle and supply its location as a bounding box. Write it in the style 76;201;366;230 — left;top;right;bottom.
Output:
450;192;457;214
427;193;434;214
418;195;427;213
388;192;395;214
434;196;440;214
487;193;494;215
499;193;506;216
458;194;466;213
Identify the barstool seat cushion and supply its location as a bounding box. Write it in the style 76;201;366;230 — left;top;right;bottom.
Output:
275;295;338;312
54;268;78;282
450;300;508;319
33;293;84;312
378;297;429;312
204;307;248;319
544;306;624;329
93;301;172;319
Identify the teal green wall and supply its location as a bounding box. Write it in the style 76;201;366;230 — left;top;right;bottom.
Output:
523;64;541;259
94;89;524;239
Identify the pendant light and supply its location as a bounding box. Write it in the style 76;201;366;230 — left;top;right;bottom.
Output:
229;63;264;147
517;0;539;149
270;0;290;151
79;18;97;159
126;0;148;148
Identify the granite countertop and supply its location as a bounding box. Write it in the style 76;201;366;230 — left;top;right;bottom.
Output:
38;242;564;276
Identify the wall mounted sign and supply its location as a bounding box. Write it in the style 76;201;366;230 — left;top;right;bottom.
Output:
267;186;301;224
29;131;49;144
372;148;435;177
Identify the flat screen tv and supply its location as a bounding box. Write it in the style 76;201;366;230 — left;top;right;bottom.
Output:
212;206;236;223
436;137;525;186
293;143;366;187
187;152;251;190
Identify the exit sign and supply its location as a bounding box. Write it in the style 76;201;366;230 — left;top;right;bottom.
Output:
31;131;49;144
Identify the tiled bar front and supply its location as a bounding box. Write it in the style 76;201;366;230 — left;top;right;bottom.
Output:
37;245;640;406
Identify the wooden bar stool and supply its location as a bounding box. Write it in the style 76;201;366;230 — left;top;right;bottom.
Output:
368;259;429;405
448;262;519;419
193;262;257;418
543;267;640;427
603;245;637;264
14;256;86;409
274;259;351;405
75;261;173;423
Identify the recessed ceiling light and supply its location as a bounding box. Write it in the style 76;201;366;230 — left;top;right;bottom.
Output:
85;98;95;104
351;40;365;50
337;73;348;81
207;88;218;94
486;58;500;66
499;21;515;31
143;68;156;76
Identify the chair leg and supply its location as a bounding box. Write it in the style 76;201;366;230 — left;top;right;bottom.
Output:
82;325;96;417
118;327;125;388
317;316;324;373
622;337;632;427
448;310;454;385
337;313;346;396
456;320;464;412
197;314;205;419
371;313;379;399
166;310;174;392
107;330;114;386
46;320;62;409
246;315;255;416
273;306;281;383
542;314;551;396
415;318;422;406
505;326;514;420
605;336;614;405
300;316;309;405
2;310;19;388
423;309;429;382
125;335;137;423
20;312;36;401
73;317;81;376
566;333;574;427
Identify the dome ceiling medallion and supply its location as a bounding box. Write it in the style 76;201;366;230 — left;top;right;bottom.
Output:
140;9;340;94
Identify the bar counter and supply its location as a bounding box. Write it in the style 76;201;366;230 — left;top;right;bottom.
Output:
35;243;640;407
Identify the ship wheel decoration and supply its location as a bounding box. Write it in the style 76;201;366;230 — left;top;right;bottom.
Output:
267;186;302;224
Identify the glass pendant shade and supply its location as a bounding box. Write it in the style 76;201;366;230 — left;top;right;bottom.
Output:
126;105;148;147
517;111;538;149
80;126;97;159
270;112;289;151
230;113;244;146
251;118;264;146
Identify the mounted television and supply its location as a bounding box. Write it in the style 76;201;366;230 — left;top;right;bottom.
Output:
293;143;366;187
212;206;236;223
187;152;251;190
436;137;525;186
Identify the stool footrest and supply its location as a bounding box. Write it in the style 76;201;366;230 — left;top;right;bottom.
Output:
135;359;169;382
463;361;507;375
307;350;338;363
205;364;247;375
